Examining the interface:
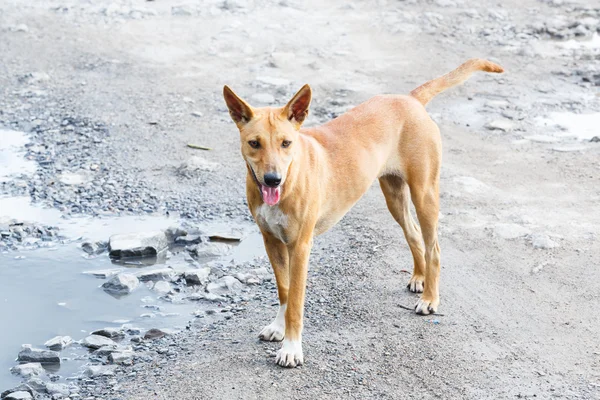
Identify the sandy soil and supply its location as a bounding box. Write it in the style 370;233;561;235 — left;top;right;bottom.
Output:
1;0;599;398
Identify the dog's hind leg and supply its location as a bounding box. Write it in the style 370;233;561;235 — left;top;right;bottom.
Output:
259;230;289;342
410;178;441;315
379;175;426;293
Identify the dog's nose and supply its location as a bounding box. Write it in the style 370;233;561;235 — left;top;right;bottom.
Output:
263;173;282;187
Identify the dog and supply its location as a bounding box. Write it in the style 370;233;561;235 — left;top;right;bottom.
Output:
223;58;504;367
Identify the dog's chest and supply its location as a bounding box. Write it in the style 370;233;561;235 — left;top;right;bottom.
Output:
255;204;288;243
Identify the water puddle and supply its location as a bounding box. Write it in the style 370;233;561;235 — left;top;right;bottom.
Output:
0;197;266;390
535;112;600;142
0;129;37;183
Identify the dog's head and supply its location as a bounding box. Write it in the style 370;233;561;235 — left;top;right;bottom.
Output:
223;84;312;206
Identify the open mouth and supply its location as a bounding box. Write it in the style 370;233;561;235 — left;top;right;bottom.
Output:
248;164;281;206
260;185;281;206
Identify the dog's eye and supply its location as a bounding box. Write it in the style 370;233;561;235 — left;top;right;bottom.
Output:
248;140;260;149
282;140;292;148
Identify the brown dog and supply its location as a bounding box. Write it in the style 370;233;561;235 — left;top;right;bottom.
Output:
223;58;504;367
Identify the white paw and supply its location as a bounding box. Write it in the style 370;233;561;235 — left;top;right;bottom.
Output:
259;304;285;342
407;275;424;293
276;339;303;368
415;296;439;315
259;322;285;342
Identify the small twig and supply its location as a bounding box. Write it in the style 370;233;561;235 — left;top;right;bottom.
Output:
398;304;446;317
187;143;212;150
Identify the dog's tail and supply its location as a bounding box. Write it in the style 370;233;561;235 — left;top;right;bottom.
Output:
410;58;504;106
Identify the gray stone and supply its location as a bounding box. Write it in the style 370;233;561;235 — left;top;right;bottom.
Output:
102;273;139;295
176;156;218;175
84;365;116;378
190;242;231;258
531;233;558;249
184;267;211;285
93;345;119;357
152;280;172;295
143;328;168;340
81;241;107;255
44;336;72;351
235;272;261;284
251;93;275;104
136;268;175;282
1;385;34;400
256;76;290;86
10;363;44;378
485;119;514;132
45;383;69;397
82;268;121;279
17;346;60;364
81;335;116;350
174;234;202;245
3;392;32;400
91;328;124;339
24;378;45;393
165;226;188;242
108;231;168;258
494;224;530;240
206;276;242;296
109;351;134;365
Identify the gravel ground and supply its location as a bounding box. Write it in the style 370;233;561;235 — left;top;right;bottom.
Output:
1;0;600;398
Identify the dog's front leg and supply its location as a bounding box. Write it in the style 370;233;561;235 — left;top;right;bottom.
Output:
276;236;313;368
259;230;289;342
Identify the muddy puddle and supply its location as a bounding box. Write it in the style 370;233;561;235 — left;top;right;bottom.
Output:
0;196;265;390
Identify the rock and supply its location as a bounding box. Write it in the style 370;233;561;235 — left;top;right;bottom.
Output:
84;365;116;378
24;378;45;393
82;268;121;279
3;392;32;400
206;276;242;296
269;52;295;69
81;335;116;350
1;385;35;400
152;280;172;295
93;345;119;357
44;336;72;351
81;241;108;255
235;272;261;284
144;328;168;340
10;363;44;378
494;224;530;240
174;234;202;245
184;267;211;285
590;136;600;143
136;268;176;282
531;233;558;249
17;346;60;364
189;242;231;258
108;351;134;365
102;273;139;295
250;93;275;104
172;5;193;16
10;24;29;33
256;76;290;86
485;119;514;132
191;111;203;118
176;156;218;176
108;231;168;258
45;383;69;397
91;328;124;340
165;226;188;242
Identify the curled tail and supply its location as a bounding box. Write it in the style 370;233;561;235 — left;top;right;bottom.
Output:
410;58;504;106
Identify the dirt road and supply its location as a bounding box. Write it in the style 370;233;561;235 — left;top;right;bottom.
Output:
1;0;599;398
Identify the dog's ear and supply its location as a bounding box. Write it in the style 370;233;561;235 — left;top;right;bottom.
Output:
283;84;312;129
223;85;254;126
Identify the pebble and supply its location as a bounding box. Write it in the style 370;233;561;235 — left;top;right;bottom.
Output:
206;276;243;296
84;365;116;378
10;363;44;378
144;328;168;340
531;233;558;249
485;119;514;132
3;391;32;400
108;231;168;258
102;273;140;295
91;328;124;340
44;335;73;351
81;335;117;350
184;267;211;285
17;346;60;364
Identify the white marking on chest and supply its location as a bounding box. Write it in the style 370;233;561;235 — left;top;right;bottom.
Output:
255;204;288;242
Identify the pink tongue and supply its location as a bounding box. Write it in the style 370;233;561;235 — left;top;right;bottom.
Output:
261;185;281;206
